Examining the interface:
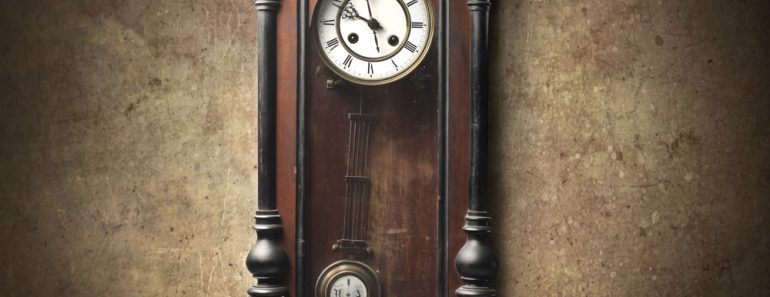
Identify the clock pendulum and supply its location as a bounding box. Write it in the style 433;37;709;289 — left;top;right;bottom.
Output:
315;101;380;297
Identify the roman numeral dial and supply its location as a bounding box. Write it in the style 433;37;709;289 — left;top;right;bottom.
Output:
312;0;434;85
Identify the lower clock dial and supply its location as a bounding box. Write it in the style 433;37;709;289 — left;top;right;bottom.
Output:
331;275;367;297
316;261;381;297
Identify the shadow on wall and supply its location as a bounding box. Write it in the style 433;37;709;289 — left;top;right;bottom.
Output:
487;0;770;296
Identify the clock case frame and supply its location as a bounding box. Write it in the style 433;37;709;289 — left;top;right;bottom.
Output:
244;0;498;296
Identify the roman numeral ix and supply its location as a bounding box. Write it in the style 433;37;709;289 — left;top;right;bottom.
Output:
322;19;335;26
326;38;339;50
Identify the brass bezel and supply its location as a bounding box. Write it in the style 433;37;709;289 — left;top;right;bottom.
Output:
312;0;435;86
315;260;381;297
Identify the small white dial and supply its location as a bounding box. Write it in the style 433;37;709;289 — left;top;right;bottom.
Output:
330;275;368;297
316;261;380;297
313;0;434;85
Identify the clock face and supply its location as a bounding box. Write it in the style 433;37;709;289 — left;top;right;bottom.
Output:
313;0;434;85
329;275;367;297
316;261;380;297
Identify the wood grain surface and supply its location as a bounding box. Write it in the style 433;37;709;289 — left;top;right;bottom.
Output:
447;0;471;294
305;1;444;296
278;1;470;296
276;0;298;295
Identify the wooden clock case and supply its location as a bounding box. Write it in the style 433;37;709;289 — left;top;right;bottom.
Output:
244;0;497;296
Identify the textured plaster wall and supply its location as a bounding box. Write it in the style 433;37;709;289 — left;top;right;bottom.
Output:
488;1;770;296
0;1;257;296
0;1;768;297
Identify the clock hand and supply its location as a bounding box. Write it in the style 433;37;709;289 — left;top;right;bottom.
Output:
343;4;368;21
364;0;374;20
372;30;380;52
364;0;383;30
343;3;382;30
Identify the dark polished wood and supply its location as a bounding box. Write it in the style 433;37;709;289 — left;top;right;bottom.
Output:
276;0;299;296
447;0;471;294
454;1;498;296
306;1;441;296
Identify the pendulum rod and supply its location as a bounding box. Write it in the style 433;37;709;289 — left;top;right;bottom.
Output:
336;109;376;257
343;113;375;241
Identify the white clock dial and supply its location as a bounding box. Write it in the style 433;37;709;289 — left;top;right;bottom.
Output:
313;0;434;85
316;261;380;297
330;275;368;297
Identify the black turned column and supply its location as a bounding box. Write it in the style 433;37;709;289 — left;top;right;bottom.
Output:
245;0;290;296
455;1;498;297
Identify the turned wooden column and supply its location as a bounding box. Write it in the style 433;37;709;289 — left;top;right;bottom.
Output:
245;0;290;296
454;0;498;296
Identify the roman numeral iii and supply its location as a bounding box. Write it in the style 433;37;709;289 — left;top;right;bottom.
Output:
412;21;424;29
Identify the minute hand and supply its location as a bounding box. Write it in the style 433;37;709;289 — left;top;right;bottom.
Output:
365;0;374;19
364;0;381;52
363;0;383;29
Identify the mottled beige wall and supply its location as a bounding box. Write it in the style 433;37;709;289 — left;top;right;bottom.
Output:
1;0;768;297
0;1;257;296
488;1;770;296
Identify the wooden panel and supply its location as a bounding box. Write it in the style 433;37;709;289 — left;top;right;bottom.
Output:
276;0;298;296
305;0;441;296
447;0;470;294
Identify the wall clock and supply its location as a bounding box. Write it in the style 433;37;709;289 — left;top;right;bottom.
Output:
245;0;498;297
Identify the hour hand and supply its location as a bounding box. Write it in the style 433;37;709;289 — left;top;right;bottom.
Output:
342;3;366;21
343;3;382;29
